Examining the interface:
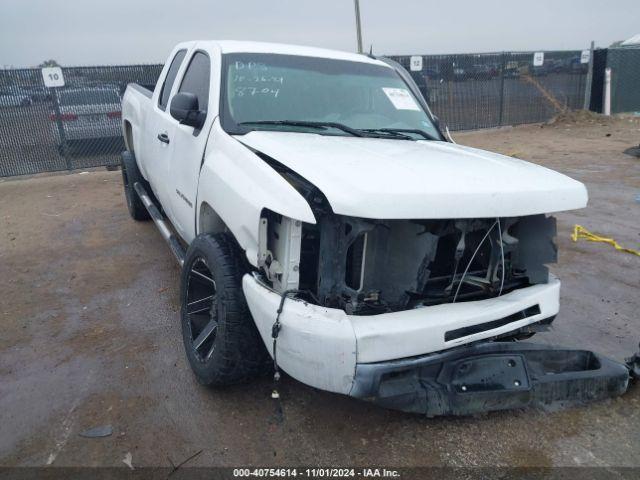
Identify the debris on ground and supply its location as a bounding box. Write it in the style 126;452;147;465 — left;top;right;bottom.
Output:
571;225;640;257
549;110;640;128
122;452;133;470
627;346;640;379
548;110;607;125
167;449;203;476
78;425;113;438
624;145;640;158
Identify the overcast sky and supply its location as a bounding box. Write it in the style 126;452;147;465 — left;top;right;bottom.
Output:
1;0;639;67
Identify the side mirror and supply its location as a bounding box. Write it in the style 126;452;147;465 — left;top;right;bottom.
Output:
170;92;205;129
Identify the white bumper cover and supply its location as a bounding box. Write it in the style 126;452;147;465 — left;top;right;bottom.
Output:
242;274;561;395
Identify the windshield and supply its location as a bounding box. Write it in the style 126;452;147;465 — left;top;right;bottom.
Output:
221;53;441;140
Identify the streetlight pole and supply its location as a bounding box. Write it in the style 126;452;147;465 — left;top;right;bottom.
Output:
354;0;363;53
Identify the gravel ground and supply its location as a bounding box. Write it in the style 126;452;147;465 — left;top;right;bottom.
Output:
0;115;639;469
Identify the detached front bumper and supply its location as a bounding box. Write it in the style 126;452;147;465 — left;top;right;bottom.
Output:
242;274;632;414
350;342;630;416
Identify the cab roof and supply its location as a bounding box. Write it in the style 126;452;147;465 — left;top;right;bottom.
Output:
178;40;388;67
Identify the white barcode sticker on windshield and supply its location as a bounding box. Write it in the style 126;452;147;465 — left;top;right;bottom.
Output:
382;88;420;111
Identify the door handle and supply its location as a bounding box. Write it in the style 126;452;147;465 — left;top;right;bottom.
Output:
157;133;170;144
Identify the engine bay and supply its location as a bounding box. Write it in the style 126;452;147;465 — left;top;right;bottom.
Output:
258;209;557;315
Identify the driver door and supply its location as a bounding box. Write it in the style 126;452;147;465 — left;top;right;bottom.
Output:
142;49;187;211
166;50;215;243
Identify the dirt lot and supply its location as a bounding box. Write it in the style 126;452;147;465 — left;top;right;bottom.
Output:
0;115;639;469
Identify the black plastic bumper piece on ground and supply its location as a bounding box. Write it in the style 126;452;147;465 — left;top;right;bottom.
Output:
626;344;640;379
350;342;630;417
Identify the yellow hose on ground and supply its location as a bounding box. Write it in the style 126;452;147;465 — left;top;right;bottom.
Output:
571;225;640;257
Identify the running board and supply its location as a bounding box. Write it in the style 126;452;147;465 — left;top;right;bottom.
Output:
133;182;185;266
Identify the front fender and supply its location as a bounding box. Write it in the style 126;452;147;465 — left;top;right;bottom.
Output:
197;121;315;267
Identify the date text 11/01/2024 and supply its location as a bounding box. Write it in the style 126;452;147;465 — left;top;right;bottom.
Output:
232;468;401;478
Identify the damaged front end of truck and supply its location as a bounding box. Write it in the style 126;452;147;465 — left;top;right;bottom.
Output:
241;152;636;417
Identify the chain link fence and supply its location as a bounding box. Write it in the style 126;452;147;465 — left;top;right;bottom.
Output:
0;65;161;177
606;45;640;114
389;50;588;131
1;50;588;177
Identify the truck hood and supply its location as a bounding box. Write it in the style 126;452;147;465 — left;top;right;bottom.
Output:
237;131;588;219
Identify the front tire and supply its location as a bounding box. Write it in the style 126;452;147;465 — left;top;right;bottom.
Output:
180;233;270;386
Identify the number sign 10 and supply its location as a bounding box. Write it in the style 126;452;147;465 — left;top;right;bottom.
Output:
41;67;65;88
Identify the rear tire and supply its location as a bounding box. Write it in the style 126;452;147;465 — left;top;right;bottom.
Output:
180;233;270;386
120;151;150;221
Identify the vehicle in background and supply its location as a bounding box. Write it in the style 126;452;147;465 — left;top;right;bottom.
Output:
471;64;496;80
19;86;51;103
569;57;588;74
504;61;521;78
517;64;550;77
452;66;466;81
546;59;565;74
51;87;122;151
423;67;440;80
0;90;33;107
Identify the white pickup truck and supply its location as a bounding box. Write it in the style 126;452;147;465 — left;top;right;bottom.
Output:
121;41;634;416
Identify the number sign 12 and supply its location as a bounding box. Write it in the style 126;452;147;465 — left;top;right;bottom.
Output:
410;56;423;72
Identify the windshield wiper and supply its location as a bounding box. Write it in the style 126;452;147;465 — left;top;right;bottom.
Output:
360;129;414;140
238;120;364;137
238;121;436;141
361;128;437;141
